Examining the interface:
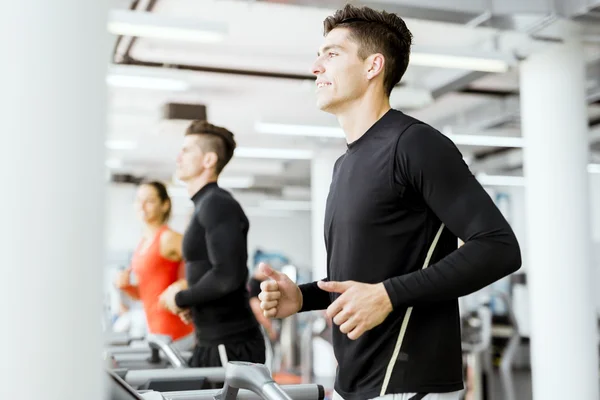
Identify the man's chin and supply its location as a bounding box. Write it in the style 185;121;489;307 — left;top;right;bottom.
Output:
316;99;335;113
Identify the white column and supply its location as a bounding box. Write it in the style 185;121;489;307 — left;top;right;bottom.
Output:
0;2;108;400
310;149;341;378
311;150;341;280
520;40;599;400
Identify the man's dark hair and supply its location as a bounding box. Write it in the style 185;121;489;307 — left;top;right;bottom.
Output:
185;120;236;174
323;4;413;96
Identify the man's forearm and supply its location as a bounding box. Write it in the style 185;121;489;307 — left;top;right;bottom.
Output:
174;267;243;308
383;232;521;308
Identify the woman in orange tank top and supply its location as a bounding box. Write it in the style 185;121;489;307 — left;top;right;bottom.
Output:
115;181;194;350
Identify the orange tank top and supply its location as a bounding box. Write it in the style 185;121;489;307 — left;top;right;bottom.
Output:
131;226;194;341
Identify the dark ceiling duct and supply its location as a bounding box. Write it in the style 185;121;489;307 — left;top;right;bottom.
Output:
163;102;207;121
110;173;145;185
112;0;160;63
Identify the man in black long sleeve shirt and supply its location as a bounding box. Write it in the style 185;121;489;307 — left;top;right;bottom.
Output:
258;5;521;400
161;120;265;368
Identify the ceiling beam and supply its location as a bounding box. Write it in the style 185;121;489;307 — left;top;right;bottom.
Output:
250;0;558;25
459;87;519;97
119;58;316;81
430;71;489;99
112;0;159;63
470;121;600;173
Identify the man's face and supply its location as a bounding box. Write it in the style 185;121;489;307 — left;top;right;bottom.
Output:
311;28;368;114
175;135;206;182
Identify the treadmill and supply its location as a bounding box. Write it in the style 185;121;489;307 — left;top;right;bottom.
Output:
107;361;325;400
106;334;226;391
105;334;192;370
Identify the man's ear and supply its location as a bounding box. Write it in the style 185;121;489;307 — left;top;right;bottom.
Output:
366;53;385;81
203;152;218;169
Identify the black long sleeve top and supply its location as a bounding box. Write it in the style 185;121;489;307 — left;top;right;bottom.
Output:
175;182;258;343
299;109;521;399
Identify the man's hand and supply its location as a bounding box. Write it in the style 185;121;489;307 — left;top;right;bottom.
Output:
318;280;393;340
258;262;303;319
159;280;188;314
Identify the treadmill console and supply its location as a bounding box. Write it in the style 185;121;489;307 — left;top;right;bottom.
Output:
106;369;155;400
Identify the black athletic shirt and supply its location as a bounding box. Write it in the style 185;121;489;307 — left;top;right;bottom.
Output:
299;109;521;399
174;182;259;344
248;277;262;299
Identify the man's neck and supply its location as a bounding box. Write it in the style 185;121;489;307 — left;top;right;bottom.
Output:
336;91;391;144
186;174;217;198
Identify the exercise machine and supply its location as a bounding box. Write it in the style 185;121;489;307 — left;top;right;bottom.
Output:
105;334;191;370
461;290;521;400
114;366;226;391
106;335;224;391
108;360;325;400
462;301;493;400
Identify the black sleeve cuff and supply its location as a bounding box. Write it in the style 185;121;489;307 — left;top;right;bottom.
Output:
174;290;190;309
383;278;400;310
298;280;331;312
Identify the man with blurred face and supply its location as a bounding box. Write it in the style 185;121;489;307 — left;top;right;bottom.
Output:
258;4;521;400
160;120;265;369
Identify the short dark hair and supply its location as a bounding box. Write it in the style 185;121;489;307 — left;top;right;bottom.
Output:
141;180;171;223
185;120;236;174
323;4;413;96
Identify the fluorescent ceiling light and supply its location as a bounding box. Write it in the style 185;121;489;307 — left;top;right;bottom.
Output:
106;74;189;91
476;164;600;187
410;46;513;73
261;200;311;211
106;140;138;150
255;122;523;148
235;146;313;160
107;10;227;43
446;134;524;148
476;174;525;187
411;53;508;73
588;164;600;174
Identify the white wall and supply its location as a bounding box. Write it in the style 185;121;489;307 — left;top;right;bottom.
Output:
590;173;600;244
588;174;600;314
105;183;139;263
104;183;312;271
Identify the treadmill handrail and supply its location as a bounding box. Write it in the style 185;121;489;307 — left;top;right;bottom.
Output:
124;367;226;388
161;384;324;400
147;334;188;369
